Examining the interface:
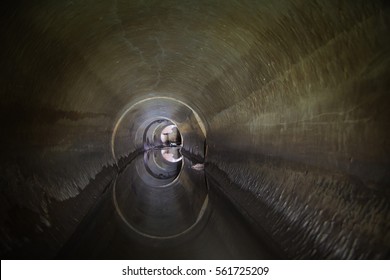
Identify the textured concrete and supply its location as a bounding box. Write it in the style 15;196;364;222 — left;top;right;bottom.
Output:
0;0;389;259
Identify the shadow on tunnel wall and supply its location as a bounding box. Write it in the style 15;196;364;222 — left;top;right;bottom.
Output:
0;0;389;259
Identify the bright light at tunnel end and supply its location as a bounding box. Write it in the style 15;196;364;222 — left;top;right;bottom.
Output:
111;96;206;162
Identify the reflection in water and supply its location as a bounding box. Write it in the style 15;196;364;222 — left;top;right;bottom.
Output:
113;149;209;238
161;147;183;163
142;148;182;183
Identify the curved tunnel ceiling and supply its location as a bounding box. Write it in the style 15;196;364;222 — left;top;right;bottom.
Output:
0;0;389;259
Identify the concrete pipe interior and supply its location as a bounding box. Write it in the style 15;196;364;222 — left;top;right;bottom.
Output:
0;0;389;259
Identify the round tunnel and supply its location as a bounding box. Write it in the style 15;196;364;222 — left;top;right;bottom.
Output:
0;0;389;259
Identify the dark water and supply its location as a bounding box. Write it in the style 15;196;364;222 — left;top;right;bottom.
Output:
59;152;277;259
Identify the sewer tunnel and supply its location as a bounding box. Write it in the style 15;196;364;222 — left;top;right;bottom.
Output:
0;0;389;259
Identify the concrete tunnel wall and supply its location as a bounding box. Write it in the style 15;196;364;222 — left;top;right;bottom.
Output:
0;0;389;259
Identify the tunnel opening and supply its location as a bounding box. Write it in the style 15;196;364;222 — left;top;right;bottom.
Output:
161;124;182;147
146;120;183;163
143;119;182;149
141;119;183;183
160;123;183;163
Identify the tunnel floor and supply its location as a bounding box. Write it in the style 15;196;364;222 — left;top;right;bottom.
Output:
58;154;277;259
